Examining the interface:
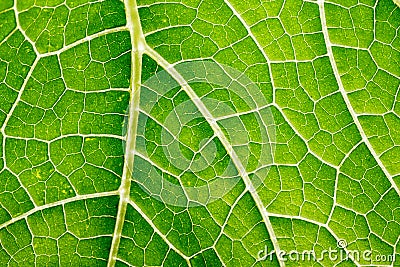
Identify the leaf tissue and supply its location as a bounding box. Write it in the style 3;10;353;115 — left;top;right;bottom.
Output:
0;0;399;266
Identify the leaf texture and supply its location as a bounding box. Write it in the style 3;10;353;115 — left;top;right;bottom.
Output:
0;0;399;266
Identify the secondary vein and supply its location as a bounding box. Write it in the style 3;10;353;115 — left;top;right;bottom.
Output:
318;0;400;198
146;44;284;267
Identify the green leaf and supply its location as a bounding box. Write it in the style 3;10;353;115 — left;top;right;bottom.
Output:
0;0;399;266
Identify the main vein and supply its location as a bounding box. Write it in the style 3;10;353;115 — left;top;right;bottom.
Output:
107;0;145;265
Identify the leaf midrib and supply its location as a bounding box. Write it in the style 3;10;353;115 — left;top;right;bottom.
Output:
107;0;145;265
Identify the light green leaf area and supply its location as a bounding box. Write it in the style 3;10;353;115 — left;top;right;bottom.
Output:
0;0;399;266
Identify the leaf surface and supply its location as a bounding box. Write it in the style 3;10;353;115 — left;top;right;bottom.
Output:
0;0;399;266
